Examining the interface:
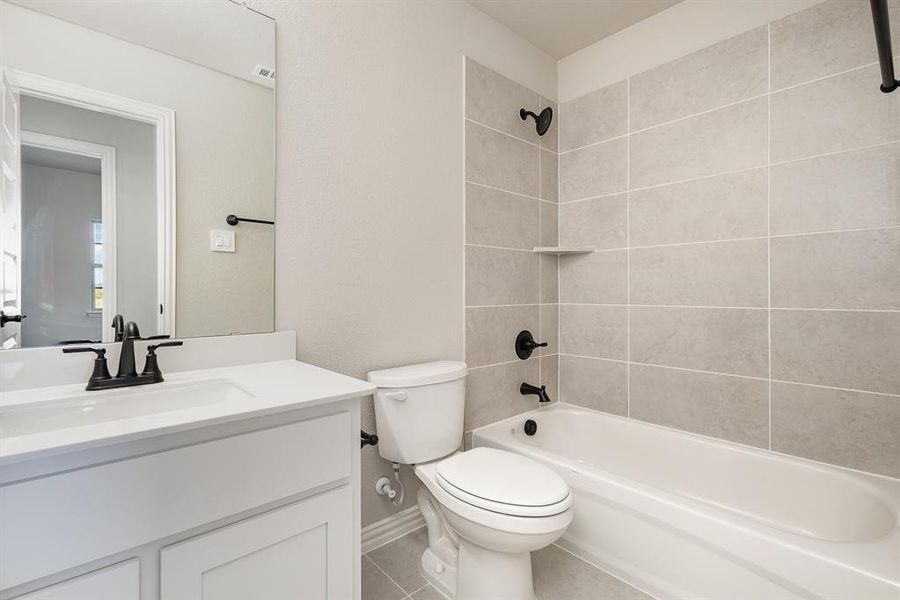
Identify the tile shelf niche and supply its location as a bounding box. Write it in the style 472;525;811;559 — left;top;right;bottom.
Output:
532;246;596;255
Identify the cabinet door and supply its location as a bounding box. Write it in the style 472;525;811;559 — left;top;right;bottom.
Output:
160;486;353;600
14;560;139;600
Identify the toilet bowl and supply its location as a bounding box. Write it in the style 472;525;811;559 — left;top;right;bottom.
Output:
368;361;573;600
415;448;573;600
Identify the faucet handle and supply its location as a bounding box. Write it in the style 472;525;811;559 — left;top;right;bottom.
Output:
62;346;112;384
141;341;184;380
142;334;171;341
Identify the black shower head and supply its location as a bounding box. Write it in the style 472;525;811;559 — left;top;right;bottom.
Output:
520;106;553;136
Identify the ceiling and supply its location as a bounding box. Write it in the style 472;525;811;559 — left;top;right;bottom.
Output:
467;0;682;59
22;145;102;175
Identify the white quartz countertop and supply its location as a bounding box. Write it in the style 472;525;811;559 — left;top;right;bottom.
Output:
0;360;375;465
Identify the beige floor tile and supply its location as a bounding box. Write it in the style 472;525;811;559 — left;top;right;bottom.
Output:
533;545;652;600
362;556;406;600
367;527;429;594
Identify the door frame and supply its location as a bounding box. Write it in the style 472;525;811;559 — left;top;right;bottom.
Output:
20;131;118;341
7;69;176;337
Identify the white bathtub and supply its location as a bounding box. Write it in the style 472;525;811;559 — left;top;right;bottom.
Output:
474;403;900;600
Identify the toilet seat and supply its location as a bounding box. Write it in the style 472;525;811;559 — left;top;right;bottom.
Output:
434;447;571;517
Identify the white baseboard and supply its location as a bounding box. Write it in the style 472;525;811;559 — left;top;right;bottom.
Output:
361;505;425;554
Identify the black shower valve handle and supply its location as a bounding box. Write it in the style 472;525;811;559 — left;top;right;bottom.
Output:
515;330;547;360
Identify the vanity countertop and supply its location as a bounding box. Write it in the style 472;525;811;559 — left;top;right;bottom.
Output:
0;359;375;466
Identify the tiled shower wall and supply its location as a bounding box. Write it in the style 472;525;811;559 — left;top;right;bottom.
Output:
463;58;559;439
557;0;899;478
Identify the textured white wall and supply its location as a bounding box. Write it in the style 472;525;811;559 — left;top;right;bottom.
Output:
557;0;825;102
245;0;555;527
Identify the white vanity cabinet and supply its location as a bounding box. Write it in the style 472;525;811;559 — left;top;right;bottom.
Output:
14;561;140;600
160;486;353;599
0;397;364;600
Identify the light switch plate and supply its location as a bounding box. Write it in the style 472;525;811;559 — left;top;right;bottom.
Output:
210;229;235;253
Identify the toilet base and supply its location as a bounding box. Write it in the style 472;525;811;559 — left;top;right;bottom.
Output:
456;539;536;600
421;547;458;599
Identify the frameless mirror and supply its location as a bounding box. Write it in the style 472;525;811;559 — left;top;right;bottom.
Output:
0;0;275;349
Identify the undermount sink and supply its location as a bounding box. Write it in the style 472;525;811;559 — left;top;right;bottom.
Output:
0;379;253;438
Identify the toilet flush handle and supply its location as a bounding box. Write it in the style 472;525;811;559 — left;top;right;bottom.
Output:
384;390;407;402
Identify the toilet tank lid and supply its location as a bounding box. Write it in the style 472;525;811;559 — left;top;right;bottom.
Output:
368;361;468;388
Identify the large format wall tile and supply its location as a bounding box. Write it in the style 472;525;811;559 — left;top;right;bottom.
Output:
630;239;768;307
771;228;900;309
559;137;627;202
540;201;558;247
770;0;900;91
466;305;539;367
540;149;558;202
559;80;627;152
770;143;900;235
559;194;627;250
466;121;540;196
630;27;768;131
559;356;628;415
630;306;768;377
559;305;628;360
540;304;559;356
540;255;558;304
465;360;539;430
629;169;768;246
630;98;767;189
465;183;539;250
465;58;540;144
772;382;900;478
770;65;900;164
771;310;900;395
559;251;627;304
629;364;769;448
465;246;539;306
541;354;559;400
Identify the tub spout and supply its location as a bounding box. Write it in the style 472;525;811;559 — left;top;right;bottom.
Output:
521;382;551;403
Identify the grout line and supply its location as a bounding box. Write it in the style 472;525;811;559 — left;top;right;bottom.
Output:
626;138;899;194
471;302;900;313
465;117;541;149
769;379;900;399
560;354;768;381
465;180;542;202
468;357;538;371
769;59;880;95
403;583;432;599
628;92;769;137
626;76;631;418
557;132;628;156
768;139;898;168
558;353;900;399
558;189;628;205
465;242;534;253
363;554;408;597
766;23;773;451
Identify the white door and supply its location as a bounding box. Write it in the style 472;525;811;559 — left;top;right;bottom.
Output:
14;560;139;600
160;486;354;600
0;71;22;349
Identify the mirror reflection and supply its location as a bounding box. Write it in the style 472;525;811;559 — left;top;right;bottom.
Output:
0;0;275;349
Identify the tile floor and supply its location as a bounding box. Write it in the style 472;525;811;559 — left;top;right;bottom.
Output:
362;527;652;600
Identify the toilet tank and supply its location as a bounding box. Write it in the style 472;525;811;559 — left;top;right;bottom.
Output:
368;361;467;465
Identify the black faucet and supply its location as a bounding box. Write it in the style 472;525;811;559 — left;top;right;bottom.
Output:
520;382;551;403
62;320;183;391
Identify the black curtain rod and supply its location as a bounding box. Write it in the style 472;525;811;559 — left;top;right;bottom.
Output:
870;0;899;93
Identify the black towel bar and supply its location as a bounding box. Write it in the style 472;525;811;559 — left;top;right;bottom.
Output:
226;214;275;226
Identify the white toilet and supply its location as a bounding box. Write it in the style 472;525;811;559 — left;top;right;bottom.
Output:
368;361;573;600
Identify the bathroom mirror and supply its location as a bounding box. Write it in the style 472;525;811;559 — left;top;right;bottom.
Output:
0;0;275;349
